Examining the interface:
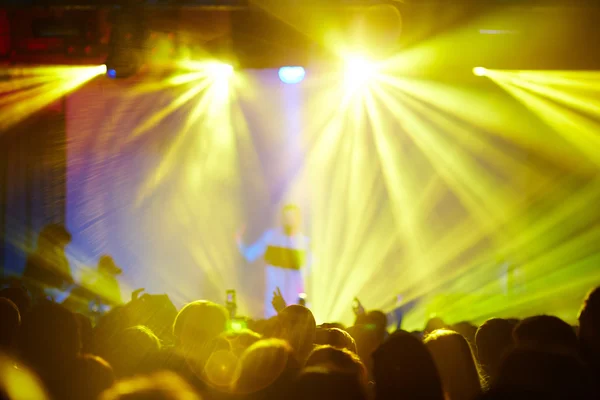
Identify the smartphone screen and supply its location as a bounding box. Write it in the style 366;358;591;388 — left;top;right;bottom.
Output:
228;318;247;332
353;298;365;316
226;290;236;304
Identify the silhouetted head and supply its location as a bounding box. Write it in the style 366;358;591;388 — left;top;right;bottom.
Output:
513;315;578;355
17;302;80;398
281;204;301;235
102;325;161;378
274;305;316;362
306;345;367;387
198;337;238;388
92;306;131;358
293;367;368;400
0;287;31;316
233;339;300;400
18;302;81;373
363;311;388;341
98;255;123;276
128;293;178;342
424;317;447;335
222;329;262;358
37;224;71;249
100;371;200;400
373;330;444;400
452;321;478;345
579;286;600;369
493;348;594;399
314;327;357;353
346;323;382;379
0;298;20;351
319;322;346;331
67;355;115;400
476;318;515;383
172;301;229;384
173;300;228;353
425;329;482;400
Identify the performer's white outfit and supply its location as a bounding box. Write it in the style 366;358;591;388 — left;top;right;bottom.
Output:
239;227;310;317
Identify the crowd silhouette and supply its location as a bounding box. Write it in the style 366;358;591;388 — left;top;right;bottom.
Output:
0;227;599;400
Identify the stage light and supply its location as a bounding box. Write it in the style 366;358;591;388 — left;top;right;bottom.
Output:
178;61;234;79
99;64;108;74
473;67;488;77
278;66;306;84
209;64;235;102
208;63;234;80
345;56;377;87
107;68;117;78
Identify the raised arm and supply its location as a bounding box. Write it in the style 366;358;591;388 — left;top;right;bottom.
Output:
238;229;272;263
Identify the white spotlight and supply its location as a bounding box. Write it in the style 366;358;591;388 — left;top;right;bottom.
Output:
473;67;488;77
278;66;306;84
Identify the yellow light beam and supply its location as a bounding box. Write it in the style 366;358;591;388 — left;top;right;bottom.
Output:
489;77;600;167
375;84;511;236
377;75;547;183
0;75;57;94
130;79;211;139
0;65;106;131
0;64;106;77
507;76;600;119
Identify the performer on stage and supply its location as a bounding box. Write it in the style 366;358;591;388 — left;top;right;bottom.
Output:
237;204;311;317
63;255;123;317
22;224;74;302
93;255;123;306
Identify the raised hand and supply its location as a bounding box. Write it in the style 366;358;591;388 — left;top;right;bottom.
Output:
272;287;287;313
131;288;145;301
353;297;366;316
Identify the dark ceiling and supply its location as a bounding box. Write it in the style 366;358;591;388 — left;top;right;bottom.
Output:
1;0;599;72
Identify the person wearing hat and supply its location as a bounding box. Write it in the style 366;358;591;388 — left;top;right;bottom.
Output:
62;255;123;315
22;224;74;303
92;255;123;307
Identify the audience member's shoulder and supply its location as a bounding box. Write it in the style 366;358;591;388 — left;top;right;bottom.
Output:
0;355;48;399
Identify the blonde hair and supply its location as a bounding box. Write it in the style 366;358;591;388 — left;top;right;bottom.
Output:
424;329;482;400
